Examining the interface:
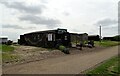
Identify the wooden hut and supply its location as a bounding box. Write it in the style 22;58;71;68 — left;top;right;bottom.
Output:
70;33;88;46
18;29;71;48
88;35;100;41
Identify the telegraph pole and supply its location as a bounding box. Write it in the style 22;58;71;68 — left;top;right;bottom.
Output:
100;25;102;42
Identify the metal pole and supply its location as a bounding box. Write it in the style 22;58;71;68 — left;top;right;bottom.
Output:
100;25;101;42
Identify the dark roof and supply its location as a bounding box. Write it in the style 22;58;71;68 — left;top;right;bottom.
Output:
25;30;56;35
88;35;99;37
24;28;67;35
79;33;88;35
70;33;88;35
0;38;8;39
70;33;78;35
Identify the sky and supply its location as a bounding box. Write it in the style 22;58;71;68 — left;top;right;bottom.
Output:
0;0;119;41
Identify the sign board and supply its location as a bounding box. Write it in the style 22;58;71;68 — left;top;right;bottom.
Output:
48;34;52;41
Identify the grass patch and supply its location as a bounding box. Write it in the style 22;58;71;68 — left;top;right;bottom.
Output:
2;53;19;62
0;44;19;63
86;56;119;75
95;40;120;47
0;44;14;52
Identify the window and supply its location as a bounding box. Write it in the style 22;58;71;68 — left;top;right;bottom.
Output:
65;36;67;40
58;30;67;34
48;34;52;41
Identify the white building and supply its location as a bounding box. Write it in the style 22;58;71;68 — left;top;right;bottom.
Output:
0;37;8;44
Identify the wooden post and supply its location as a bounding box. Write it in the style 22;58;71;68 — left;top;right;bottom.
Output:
76;35;77;45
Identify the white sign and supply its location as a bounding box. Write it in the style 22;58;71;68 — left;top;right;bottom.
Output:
48;34;52;41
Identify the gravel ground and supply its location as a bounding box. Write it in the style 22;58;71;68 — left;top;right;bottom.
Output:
2;46;118;74
2;45;106;67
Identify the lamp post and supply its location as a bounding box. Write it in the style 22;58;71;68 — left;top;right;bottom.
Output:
100;24;102;42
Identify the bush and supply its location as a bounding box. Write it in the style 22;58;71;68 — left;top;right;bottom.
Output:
59;45;70;54
59;45;66;51
63;48;70;54
113;35;120;41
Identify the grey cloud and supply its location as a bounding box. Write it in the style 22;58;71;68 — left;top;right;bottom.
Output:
40;0;48;3
118;2;120;24
101;25;118;36
2;24;36;29
95;18;117;26
63;12;70;16
19;15;61;28
1;0;61;28
102;26;118;36
102;25;118;29
2;24;24;29
71;29;81;33
0;1;46;14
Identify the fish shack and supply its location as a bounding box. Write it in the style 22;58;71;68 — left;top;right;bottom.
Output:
18;28;71;48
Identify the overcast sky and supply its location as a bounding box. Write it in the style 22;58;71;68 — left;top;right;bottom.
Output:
0;0;119;41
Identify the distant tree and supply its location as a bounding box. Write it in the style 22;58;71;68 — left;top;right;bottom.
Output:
6;40;13;45
113;35;120;41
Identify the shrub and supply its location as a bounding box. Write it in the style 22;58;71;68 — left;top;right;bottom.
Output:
59;45;65;51
59;45;70;54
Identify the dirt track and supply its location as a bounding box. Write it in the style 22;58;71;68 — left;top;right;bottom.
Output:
2;46;118;74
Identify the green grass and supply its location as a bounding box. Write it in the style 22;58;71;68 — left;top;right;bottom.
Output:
2;53;19;62
0;44;19;63
95;40;120;47
0;44;14;52
87;56;120;75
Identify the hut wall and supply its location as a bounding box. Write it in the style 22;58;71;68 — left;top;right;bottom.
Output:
70;33;88;43
88;35;100;41
22;33;56;48
79;34;88;41
19;35;26;45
